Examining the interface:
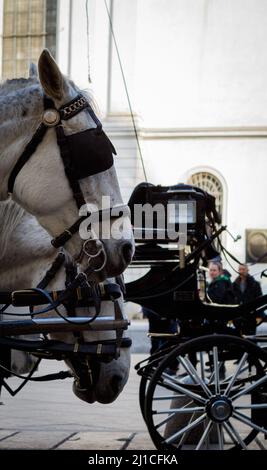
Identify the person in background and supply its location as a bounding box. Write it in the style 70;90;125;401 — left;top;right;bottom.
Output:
142;306;180;375
232;264;263;334
142;306;178;355
207;261;235;304
222;268;232;281
233;264;262;304
207;260;235;378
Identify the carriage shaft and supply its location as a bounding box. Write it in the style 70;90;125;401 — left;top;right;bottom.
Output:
0;317;129;335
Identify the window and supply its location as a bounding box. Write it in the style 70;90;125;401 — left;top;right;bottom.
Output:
2;0;57;79
188;171;224;219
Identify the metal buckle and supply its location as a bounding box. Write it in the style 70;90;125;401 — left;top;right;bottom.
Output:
82;239;107;272
99;283;106;296
11;289;31;305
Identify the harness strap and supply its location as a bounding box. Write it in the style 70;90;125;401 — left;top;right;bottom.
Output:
8;96;55;194
0;336;132;355
0;334;132;396
37;252;66;289
63;261;79;321
8;123;48;194
58;94;89;121
50;206;123;248
0;282;122;307
51;216;88;248
55;125;87;210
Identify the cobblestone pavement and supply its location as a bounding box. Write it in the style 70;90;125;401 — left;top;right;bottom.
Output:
0;354;154;450
0;353;266;450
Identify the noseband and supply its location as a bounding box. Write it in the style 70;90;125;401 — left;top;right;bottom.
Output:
7;92;129;270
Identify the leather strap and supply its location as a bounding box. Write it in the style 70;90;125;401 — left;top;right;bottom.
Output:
0;282;122;307
55;125;87;210
0;336;132;357
58;94;89;121
51;216;88;248
8;123;48;194
37;252;66;289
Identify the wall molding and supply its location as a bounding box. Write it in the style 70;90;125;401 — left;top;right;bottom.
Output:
104;117;267;139
139;126;267;139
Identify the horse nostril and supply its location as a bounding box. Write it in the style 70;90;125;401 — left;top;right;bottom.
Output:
111;375;123;394
121;242;133;265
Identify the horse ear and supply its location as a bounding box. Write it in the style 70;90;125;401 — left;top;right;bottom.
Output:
38;49;65;100
29;63;38;78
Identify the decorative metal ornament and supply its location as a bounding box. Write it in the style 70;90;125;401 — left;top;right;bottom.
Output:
42;108;61;127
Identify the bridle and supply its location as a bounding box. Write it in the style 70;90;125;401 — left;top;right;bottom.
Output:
7;91;130;272
0;91;132;394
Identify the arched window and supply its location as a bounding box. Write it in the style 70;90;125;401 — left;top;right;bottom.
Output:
188;172;224;219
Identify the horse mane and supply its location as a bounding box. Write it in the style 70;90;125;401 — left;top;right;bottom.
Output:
0;77;39;96
0;200;25;260
0;77;98;107
0;76;100;128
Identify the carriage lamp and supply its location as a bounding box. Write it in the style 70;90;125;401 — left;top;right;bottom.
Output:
167;200;197;225
129;182;219;245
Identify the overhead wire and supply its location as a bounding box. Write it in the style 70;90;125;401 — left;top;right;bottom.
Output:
103;0;147;181
85;0;92;83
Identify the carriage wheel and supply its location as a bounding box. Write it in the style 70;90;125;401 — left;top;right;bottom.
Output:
144;334;267;450
139;368;153;422
138;345;177;422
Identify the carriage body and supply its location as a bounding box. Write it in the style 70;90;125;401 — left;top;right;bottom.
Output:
125;182;267;450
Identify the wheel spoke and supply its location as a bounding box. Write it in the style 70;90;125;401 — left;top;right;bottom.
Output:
233;410;267;434
164;413;207;445
155;412;176;430
213;347;220;395
222;421;247;449
208;369;215;385
179;356;212;398
221;364;249;385
176;357;198;385
235;403;267;410
254;437;267;450
208;362;225;386
196;420;213;450
231;374;267;401
199;351;205;380
176;411;197;448
216;423;224;450
224;353;248;397
161;374;207;404
154;395;185;400
153;406;204;415
222;422;238;446
154;400;194;430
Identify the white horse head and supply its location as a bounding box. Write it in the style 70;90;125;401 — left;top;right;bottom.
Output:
0;50;134;281
0;51;134;404
0;199;131;404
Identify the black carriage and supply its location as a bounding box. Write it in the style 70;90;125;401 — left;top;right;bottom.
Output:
125;182;267;450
